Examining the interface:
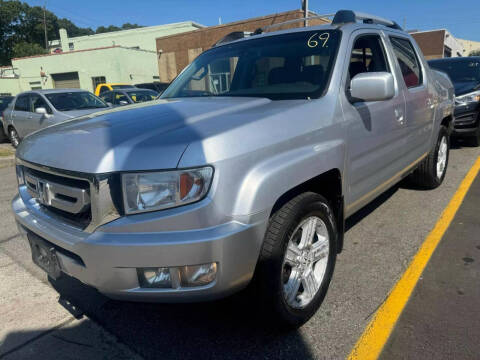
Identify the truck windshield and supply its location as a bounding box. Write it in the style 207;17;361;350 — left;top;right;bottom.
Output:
162;30;340;101
429;59;480;83
45;92;108;111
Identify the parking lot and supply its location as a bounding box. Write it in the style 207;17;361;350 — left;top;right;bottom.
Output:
0;140;479;360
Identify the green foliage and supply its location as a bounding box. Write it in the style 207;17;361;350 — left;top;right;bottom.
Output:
95;23;143;34
469;50;480;56
0;0;144;65
12;41;46;58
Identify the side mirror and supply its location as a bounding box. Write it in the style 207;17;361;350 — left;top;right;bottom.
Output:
350;72;395;102
119;100;129;106
35;107;47;115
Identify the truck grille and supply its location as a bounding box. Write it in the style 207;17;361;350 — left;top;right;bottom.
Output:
23;167;92;230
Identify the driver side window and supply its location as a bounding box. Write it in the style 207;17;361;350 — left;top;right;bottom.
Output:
30;94;52;114
348;34;389;82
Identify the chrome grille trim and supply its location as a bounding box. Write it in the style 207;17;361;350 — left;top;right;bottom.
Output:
24;171;90;214
17;159;121;233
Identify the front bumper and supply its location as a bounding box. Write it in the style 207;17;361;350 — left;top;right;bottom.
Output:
13;193;268;302
452;103;480;136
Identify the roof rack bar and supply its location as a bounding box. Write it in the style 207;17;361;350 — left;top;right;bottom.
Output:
332;10;402;30
256;14;335;34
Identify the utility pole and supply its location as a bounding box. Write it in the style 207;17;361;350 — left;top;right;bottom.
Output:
403;17;406;30
43;1;48;50
302;0;309;26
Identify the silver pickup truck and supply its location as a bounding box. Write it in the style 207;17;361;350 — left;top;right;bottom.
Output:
12;10;454;327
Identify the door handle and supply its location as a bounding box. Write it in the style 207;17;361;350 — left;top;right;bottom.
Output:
394;108;404;124
426;98;435;109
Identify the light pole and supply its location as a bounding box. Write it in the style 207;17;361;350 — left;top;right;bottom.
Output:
43;1;48;50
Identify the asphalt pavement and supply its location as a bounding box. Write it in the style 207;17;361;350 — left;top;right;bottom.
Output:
0;140;479;359
380;167;480;359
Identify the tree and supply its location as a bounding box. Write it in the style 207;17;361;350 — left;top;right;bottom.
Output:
57;18;94;37
12;41;46;58
96;23;143;34
95;25;121;34
0;0;144;66
469;50;480;56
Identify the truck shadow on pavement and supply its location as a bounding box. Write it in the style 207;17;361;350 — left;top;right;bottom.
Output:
45;275;315;360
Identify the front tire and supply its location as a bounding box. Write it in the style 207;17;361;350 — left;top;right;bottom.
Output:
254;192;338;328
8;127;20;148
410;125;449;189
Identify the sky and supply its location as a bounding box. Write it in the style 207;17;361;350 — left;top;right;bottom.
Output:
24;0;480;41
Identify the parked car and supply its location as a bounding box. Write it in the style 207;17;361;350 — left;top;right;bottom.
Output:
12;10;454;327
100;88;159;107
94;83;135;96
135;82;170;95
3;89;109;147
428;56;480;146
0;96;14;141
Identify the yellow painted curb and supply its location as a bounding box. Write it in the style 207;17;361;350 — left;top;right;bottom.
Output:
347;156;480;360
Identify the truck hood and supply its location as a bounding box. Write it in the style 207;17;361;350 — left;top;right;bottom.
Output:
17;97;271;173
453;81;480;96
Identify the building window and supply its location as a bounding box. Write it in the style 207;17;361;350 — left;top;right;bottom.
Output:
29;81;42;90
69;42;74;51
444;46;452;58
92;76;106;91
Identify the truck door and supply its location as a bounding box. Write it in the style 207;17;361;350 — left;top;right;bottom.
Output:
388;36;434;164
342;31;407;214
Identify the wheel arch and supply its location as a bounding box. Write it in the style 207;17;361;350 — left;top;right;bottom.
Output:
269;169;345;253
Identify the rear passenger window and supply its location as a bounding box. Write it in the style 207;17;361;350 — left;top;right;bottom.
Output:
14;95;30;112
348;34;389;81
390;37;423;88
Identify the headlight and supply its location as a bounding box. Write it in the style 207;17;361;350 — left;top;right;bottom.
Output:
456;90;480;105
122;167;213;214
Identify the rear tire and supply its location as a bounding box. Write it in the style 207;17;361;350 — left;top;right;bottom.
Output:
254;192;337;328
410;125;449;189
8;127;20;148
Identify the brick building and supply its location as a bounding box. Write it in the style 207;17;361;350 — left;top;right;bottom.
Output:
155;10;330;82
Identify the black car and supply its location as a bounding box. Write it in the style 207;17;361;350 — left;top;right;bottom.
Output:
134;82;169;95
100;88;159;107
0;96;14;141
429;57;480;146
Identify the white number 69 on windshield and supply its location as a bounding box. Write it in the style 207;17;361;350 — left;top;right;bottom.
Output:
307;32;330;48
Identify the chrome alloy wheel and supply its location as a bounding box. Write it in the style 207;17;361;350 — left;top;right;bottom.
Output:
436;135;448;179
282;216;329;309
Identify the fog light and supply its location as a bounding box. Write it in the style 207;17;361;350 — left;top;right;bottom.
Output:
138;267;171;288
137;263;217;289
180;263;217;287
